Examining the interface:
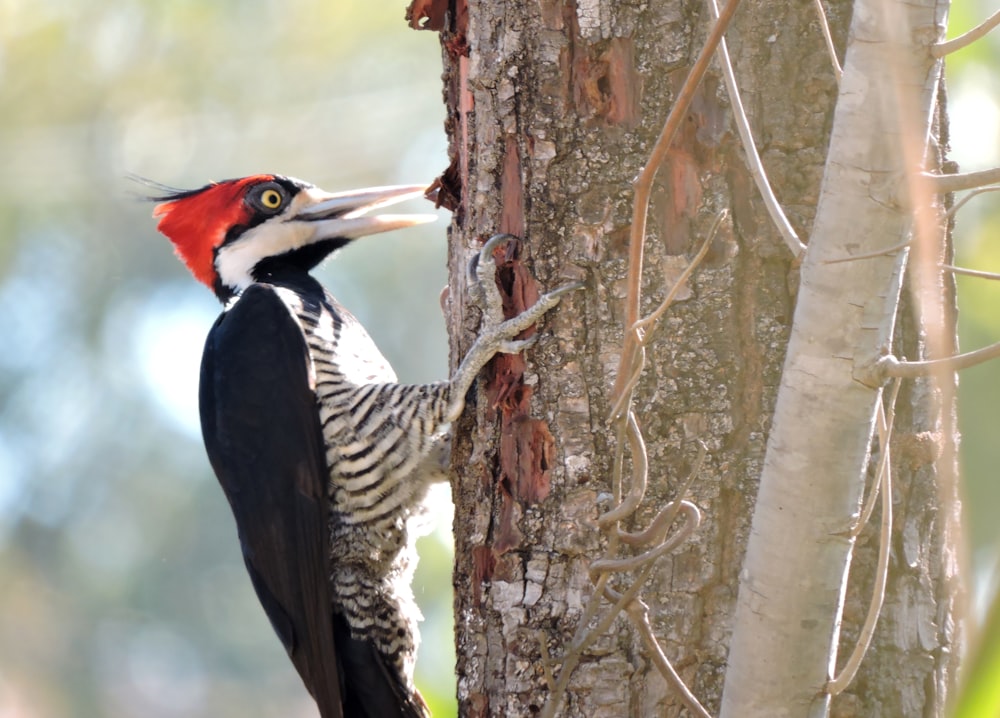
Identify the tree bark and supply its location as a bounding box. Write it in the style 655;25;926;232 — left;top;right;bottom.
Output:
410;0;963;715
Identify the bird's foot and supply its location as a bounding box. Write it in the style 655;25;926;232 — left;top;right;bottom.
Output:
447;234;583;420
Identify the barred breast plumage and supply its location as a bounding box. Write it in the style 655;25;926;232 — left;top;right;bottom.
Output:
276;282;451;702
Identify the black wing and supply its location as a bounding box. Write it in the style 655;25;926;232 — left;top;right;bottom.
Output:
199;284;345;717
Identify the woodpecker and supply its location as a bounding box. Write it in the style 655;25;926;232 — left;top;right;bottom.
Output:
150;174;575;718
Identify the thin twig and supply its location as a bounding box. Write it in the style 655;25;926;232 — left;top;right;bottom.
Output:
823;239;912;264
544;6;739;715
538;547;615;711
609;214;722;420
598;518;696;609
607;342;647;422
853;380;896;538
940;264;1000;281
628;599;714;718
853;456;881;540
708;0;805;256
821;177;997;266
598;412;649;526
617;442;708;546
633;213;724;335
933;8;1000;57
925;167;1000;193
539;417;706;716
591;502;701;575
538;413;631;717
878;339;1000;377
596;498;703;717
827;378;900;694
612;0;743;412
812;0;843;82
945;185;1000;219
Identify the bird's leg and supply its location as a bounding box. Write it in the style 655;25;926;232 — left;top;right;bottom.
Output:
445;233;583;422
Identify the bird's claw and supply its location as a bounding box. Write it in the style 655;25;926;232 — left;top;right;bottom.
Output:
468;233;517;285
446;235;584;421
467;233;583;320
467;233;518;323
470;233;584;341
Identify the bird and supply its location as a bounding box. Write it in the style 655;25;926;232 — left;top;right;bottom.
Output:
149;174;577;718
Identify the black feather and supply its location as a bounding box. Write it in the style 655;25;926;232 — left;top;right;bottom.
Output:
200;284;344;718
126;173;212;203
199;282;425;718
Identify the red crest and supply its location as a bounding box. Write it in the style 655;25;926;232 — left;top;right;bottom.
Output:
153;176;272;289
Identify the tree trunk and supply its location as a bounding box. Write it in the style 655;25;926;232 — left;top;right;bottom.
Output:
410;0;963;715
721;1;961;715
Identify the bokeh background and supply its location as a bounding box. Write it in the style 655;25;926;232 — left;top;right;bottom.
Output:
0;2;997;717
0;3;454;716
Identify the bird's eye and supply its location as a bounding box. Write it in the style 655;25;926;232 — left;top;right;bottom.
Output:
259;188;283;210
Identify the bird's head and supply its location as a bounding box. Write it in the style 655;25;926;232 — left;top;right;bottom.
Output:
151;174;435;300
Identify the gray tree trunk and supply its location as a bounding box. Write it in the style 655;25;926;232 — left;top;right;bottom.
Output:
721;1;962;715
410;0;963;715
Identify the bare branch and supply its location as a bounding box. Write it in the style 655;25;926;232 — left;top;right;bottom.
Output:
609;214;720;421
708;0;806;256
852;425;883;540
558;6;743;716
812;0;843;82
820;182;1000;267
617;442;707;546
612;0;743;413
879;340;1000;377
933;8;1000;57
944;185;1000;218
539;417;706;718
925;167;1000;193
628;598;713;718
537;631;557;691
940;264;1000;281
633;212;723;335
946;185;1000;218
597;411;649;526
591;501;700;575
823;239;911;265
607;340;646;422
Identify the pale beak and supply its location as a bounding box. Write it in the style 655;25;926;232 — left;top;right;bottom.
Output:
293;184;438;239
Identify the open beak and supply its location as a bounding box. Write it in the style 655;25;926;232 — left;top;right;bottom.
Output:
293;184;438;239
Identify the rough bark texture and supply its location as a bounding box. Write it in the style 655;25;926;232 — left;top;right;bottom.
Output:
408;0;962;715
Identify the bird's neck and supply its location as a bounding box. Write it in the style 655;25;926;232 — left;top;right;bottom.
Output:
254;239;348;280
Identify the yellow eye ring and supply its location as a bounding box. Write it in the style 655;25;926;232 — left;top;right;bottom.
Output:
260;188;283;209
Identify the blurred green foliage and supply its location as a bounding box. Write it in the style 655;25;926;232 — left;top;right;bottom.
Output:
946;2;1000;571
952;588;1000;718
0;1;455;716
942;5;1000;715
3;1;1000;717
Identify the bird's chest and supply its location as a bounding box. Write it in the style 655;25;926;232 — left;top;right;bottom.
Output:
291;305;394;454
277;290;407;499
271;288;393;408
